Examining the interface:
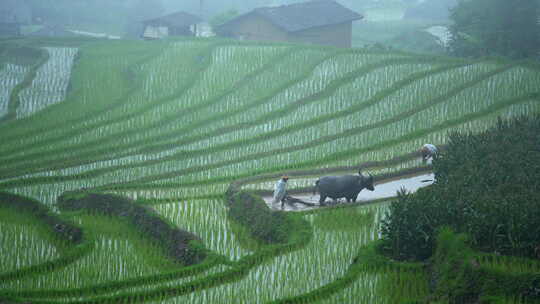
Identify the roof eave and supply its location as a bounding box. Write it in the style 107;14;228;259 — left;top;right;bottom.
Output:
217;6;364;34
286;15;364;33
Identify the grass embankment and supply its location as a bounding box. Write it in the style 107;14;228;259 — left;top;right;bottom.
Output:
0;192;88;282
57;192;207;266
1;190;233;302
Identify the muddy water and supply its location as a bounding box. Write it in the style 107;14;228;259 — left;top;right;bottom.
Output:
262;173;435;212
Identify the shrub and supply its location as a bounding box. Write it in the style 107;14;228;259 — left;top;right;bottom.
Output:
380;115;540;261
57;192;206;266
0;191;83;244
227;190;294;244
431;228;540;303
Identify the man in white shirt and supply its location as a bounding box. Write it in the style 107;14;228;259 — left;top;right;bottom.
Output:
273;175;289;209
421;144;438;162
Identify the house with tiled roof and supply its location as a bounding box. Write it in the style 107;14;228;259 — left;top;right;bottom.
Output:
216;0;362;48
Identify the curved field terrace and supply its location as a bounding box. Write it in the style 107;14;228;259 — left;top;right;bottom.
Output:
0;37;539;304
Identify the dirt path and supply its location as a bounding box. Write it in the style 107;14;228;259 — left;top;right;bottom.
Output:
262;173;435;211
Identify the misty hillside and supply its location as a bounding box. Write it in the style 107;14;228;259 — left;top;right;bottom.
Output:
1;0;540;302
1;35;539;304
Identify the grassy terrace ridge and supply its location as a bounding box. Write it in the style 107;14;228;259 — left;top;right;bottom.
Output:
56;192;208;266
0;192;90;282
1;37;539;304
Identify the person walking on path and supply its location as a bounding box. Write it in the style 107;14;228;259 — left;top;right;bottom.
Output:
421;143;438;162
273;175;289;209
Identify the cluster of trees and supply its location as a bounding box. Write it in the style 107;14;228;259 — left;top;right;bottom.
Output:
380;115;540;261
448;0;540;59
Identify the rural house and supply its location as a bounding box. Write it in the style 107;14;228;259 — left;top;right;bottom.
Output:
215;0;362;48
141;11;203;40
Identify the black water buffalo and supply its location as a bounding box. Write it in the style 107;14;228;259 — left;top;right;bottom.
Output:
314;169;374;205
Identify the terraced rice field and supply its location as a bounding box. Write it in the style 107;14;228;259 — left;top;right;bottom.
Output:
1;37;539;303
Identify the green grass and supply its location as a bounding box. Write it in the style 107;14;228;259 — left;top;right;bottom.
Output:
0;207;62;273
1;213;179;290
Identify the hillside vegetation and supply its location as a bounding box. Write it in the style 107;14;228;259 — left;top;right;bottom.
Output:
0;37;539;303
382;115;540;261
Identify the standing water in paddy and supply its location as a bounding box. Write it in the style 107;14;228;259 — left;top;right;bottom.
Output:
264;173;435;211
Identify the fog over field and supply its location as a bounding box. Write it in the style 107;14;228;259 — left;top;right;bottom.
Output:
1;0;539;303
2;0;455;25
3;0;465;52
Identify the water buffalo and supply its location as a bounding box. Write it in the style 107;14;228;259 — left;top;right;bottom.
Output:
314;169;374;205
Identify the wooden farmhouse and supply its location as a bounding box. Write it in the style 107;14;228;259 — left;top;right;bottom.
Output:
216;0;363;48
141;11;202;40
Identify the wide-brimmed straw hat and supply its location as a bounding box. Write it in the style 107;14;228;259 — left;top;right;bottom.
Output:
282;175;289;180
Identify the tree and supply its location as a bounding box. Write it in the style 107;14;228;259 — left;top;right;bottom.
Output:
448;0;540;59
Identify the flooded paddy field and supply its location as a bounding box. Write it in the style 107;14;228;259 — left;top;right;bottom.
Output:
263;173;435;211
1;36;539;303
